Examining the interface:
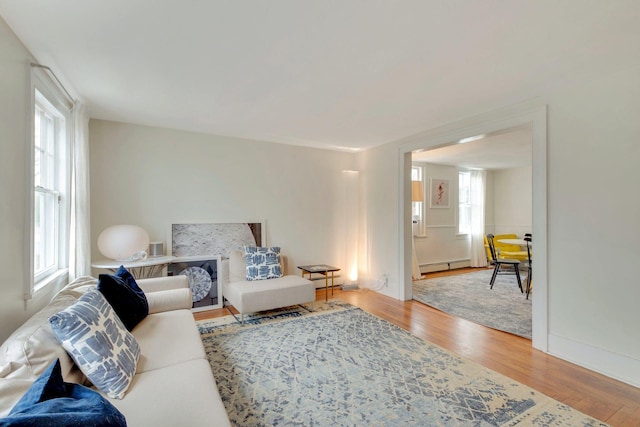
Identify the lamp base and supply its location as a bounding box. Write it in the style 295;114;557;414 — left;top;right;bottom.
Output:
341;282;358;291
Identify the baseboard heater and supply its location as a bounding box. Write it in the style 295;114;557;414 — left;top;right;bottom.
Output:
419;259;470;274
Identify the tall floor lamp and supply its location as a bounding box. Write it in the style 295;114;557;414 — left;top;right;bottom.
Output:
411;181;424;280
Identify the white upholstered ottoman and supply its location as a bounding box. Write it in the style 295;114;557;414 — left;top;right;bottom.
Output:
221;249;315;323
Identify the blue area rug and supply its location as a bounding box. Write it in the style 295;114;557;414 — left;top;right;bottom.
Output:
198;302;606;426
413;269;532;338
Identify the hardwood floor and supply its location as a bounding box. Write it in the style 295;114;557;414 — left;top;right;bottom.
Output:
195;268;640;426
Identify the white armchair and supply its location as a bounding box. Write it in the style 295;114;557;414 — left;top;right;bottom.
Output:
221;250;315;323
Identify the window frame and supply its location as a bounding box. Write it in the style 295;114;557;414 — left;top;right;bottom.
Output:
27;67;73;298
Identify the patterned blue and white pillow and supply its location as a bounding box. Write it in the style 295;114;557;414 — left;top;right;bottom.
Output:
49;289;140;399
244;246;283;281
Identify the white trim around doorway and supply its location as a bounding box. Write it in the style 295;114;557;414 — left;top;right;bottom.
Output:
396;103;548;352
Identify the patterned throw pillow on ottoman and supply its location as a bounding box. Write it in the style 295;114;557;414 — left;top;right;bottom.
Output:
244;246;283;281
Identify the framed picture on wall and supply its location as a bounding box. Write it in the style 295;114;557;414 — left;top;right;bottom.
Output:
430;178;450;208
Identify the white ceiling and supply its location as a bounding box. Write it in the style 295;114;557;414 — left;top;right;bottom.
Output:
1;1;639;151
412;127;532;170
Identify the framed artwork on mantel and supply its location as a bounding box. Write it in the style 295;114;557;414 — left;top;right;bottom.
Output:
430;178;450;208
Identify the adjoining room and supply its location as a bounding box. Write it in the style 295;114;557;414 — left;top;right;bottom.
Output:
410;127;533;338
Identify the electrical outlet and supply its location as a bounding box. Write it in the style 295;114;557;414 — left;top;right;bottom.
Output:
375;273;389;288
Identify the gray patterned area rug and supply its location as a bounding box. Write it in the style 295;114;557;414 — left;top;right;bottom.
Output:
198;302;606;427
413;269;532;339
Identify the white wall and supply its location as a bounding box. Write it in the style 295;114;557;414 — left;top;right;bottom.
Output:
89;120;356;280
361;65;640;386
493;166;532;236
542;66;640;384
413;163;469;272
0;18;68;342
356;143;399;297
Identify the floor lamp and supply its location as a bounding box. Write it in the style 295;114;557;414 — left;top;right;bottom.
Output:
411;181;424;280
342;170;359;290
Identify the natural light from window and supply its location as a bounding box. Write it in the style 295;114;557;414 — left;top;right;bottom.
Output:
31;84;70;293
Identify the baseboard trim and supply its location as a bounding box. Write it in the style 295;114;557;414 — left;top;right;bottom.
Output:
548;333;640;388
420;260;471;274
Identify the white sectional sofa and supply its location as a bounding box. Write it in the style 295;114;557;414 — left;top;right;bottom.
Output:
0;275;230;427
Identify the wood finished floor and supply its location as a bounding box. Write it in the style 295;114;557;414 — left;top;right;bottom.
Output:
194;268;640;426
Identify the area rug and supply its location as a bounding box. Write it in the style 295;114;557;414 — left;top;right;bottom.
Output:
198;302;606;427
413;269;532;338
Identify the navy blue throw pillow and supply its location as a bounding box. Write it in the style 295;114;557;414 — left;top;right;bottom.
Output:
0;359;126;427
113;265;143;294
97;266;149;331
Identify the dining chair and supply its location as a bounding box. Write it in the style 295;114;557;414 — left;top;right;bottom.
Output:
483;234;527;262
486;234;523;292
524;235;532;299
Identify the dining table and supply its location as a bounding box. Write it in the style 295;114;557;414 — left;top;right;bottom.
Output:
497;238;528;246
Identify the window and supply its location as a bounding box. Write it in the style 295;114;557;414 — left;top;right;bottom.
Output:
29;70;72;295
458;170;471;234
411;166;422;218
411;165;426;236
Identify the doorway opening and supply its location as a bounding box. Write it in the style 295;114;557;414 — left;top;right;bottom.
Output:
397;104;547;351
409;127;533;338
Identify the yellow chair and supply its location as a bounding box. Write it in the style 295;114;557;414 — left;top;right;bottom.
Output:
486;234;523;292
484;233;528;262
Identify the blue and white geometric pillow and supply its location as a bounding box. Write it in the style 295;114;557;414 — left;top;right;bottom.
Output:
49;289;140;399
244;246;283;281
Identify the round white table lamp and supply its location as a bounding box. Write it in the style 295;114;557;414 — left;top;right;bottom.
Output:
97;225;150;261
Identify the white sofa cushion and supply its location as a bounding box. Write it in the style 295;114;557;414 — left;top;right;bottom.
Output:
105;359;231;427
145;288;192;314
132;310;205;373
223;275;315;314
228;250;246;283
0;276;98;384
0;295;80;382
137;275;188;293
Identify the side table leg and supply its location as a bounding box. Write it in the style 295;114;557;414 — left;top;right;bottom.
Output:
331;271;334;297
325;273;328;302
